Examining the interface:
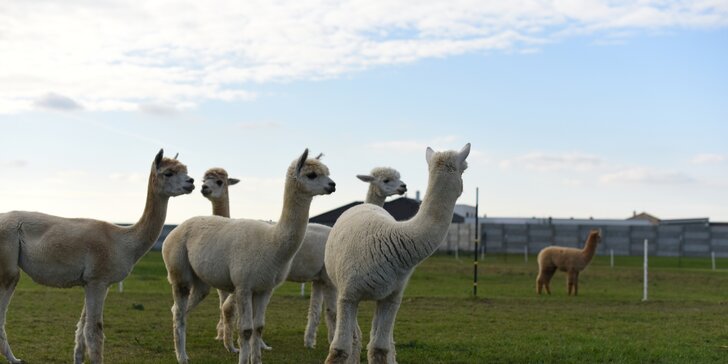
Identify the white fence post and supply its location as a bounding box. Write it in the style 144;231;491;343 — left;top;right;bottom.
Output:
524;245;528;263
300;283;305;297
610;249;614;269
712;251;716;271
642;239;648;302
118;281;124;293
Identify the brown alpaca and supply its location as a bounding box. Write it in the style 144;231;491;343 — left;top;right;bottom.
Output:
536;229;601;296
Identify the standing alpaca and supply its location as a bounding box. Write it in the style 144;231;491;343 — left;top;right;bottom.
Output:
291;167;407;349
536;229;601;296
162;149;335;364
199;168;241;344
324;144;470;364
0;149;194;364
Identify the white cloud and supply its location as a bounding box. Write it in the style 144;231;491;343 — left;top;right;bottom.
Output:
0;160;28;168
500;151;604;172
234;121;282;130
599;167;695;185
1;1;726;113
109;172;147;184
691;153;726;164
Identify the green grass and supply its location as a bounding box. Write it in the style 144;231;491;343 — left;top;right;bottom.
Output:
5;252;728;363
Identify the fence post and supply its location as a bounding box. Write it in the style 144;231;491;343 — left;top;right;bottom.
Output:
642;239;648;301
118;281;123;293
610;249;614;269
524;245;528;264
712;251;716;271
300;283;305;297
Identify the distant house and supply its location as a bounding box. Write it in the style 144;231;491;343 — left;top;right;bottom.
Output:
309;196;465;227
628;211;661;224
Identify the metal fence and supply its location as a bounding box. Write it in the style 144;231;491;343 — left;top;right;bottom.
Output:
440;223;728;258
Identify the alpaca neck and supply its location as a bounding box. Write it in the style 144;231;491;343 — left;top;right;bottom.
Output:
581;236;598;262
406;170;460;261
128;169;169;262
365;184;386;207
273;178;312;261
211;196;230;218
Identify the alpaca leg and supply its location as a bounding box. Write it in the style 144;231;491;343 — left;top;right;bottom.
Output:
304;281;325;348
171;283;191;364
216;290;229;340
323;285;338;344
326;298;358;364
83;283;108;364
536;272;544;295
567;271;576;296
349;317;362;364
220;294;239;353
368;293;402;364
235;289;254;364
185;278;210;314
541;267;555;295
573;271;580;296
0;274;22;364
250;290;273;364
73;304;86;364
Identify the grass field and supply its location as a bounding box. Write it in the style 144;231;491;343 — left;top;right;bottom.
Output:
4;252;728;363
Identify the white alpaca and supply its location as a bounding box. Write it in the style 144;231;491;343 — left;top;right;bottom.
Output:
290;167;407;349
0;149;194;364
324;144;470;364
198;168;241;344
162;149;335;364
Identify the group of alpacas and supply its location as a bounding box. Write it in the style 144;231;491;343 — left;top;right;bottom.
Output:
0;143;609;364
200;164;407;353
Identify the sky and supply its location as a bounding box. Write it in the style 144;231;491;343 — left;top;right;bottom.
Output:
1;1;727;224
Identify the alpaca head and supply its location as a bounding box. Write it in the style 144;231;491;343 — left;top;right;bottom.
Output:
289;149;336;196
152;149;195;197
356;167;407;197
201;167;240;201
588;229;602;244
425;143;470;195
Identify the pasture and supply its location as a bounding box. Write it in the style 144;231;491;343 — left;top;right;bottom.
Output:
6;252;727;363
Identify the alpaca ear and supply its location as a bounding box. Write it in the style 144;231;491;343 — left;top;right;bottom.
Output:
228;178;240;186
296;149;309;175
357;174;375;183
457;143;471;165
154;149;164;170
173;152;179;160
425;147;435;165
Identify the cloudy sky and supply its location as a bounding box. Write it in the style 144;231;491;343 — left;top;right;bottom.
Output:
1;1;727;223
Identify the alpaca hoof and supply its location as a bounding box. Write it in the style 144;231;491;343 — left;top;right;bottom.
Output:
325;348;348;364
225;344;239;353
260;341;272;351
304;338;315;349
369;348;388;364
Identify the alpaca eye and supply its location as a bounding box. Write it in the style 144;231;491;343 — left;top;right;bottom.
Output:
383;179;390;183
164;171;174;177
216;180;223;186
306;172;317;179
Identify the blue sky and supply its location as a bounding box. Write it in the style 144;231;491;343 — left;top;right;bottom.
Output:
1;1;726;223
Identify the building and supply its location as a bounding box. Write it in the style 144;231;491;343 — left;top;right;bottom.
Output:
309;196;464;226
